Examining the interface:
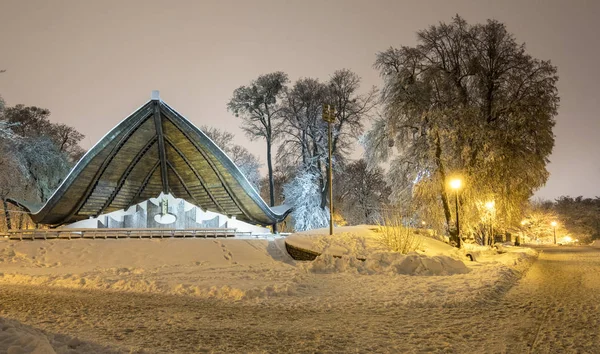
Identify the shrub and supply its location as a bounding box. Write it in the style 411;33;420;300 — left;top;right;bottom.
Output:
377;212;421;254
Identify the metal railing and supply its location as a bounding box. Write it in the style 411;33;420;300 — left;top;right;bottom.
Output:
4;228;252;241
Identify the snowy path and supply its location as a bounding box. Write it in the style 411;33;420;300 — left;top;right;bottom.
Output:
0;246;598;353
499;246;600;353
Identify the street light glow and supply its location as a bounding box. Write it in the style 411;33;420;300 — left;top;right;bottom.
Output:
551;221;557;227
450;178;462;190
485;201;495;210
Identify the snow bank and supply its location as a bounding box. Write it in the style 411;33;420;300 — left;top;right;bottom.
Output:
0;317;116;353
591;240;600;247
288;225;469;275
0;317;55;353
0;238;292;274
0;271;298;302
0;237;300;302
305;252;470;276
0;230;538;307
286;225;461;258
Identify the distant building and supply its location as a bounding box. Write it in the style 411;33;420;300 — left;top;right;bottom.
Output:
18;92;290;231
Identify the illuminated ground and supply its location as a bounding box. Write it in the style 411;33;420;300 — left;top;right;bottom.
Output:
0;244;598;353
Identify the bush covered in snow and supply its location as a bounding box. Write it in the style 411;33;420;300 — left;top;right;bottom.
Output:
376;212;422;254
283;170;329;231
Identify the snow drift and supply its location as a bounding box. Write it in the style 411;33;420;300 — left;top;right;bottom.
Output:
0;226;538;307
288;225;470;275
0;317;116;354
306;252;470;275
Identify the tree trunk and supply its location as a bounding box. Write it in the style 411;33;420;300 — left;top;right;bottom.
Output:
319;166;328;210
2;197;11;231
434;132;453;243
266;138;278;233
301;130;307;167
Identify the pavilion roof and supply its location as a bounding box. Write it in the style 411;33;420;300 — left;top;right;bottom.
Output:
26;94;290;227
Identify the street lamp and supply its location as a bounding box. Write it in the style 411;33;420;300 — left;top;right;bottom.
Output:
519;220;527;245
485;201;495;245
450;178;462;248
551;221;557;244
323;104;336;235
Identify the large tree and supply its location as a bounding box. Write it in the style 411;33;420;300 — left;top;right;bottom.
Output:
334;159;390;225
14;137;71;203
278;77;328;169
552;196;600;242
364;16;559;244
3;104;85;161
323;70;377;208
0;102;85;230
227;72;289;229
279;70;376;216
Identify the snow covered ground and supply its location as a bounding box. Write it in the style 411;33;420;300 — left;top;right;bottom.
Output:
0;317;119;354
0;226;542;353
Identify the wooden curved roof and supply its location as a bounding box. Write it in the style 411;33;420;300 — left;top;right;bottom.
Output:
28;96;290;226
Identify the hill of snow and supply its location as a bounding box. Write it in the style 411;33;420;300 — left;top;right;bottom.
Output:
286;225;470;275
0;228;539;353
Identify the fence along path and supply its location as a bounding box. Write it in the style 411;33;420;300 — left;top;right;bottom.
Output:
3;228;252;240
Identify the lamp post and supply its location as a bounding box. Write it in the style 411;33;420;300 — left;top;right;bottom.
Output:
450;178;462;248
520;220;527;245
485;201;495;246
551;221;557;244
323;104;336;235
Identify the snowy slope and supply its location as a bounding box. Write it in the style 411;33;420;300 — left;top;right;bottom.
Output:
286;225;470;275
0;228;536;304
0;317;119;354
0;230;539;353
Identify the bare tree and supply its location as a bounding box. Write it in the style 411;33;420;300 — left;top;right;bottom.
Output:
278;78;329;169
15;137;71;203
0;103;84;208
0;145;21;230
323;69;377;208
227;72;289;231
279;70;376;216
334;159;390;225
3;105;53;138
49;123;85;161
201;125;262;190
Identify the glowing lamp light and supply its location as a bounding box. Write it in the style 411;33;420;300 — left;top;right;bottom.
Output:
485;201;495;210
521;220;527;226
450;178;462;190
551;221;557;227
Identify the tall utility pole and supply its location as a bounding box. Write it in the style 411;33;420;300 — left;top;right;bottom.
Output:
323;104;335;235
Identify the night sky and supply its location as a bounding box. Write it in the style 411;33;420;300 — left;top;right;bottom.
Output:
0;0;598;200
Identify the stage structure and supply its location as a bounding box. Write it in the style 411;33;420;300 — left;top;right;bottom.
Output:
65;193;271;234
18;91;291;232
